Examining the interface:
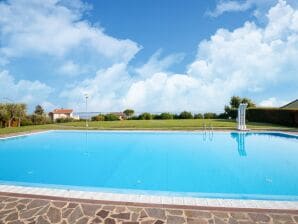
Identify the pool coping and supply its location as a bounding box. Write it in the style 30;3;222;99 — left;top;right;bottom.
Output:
0;185;297;212
0;129;297;211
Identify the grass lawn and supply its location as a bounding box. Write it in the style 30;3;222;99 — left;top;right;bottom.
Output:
0;119;297;136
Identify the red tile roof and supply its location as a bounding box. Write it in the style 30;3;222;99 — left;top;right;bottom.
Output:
53;109;73;114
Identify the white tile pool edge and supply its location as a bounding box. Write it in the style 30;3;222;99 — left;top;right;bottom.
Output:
0;184;297;210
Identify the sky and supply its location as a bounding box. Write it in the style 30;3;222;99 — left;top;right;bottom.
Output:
0;0;298;113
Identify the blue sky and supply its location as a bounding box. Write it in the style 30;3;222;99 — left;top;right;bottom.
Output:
0;0;298;113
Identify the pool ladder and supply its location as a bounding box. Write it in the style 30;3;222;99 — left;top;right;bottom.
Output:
203;123;213;141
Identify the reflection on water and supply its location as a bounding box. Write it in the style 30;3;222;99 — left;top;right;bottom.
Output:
230;132;298;157
231;132;248;157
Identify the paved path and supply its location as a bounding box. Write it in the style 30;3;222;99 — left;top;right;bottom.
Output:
0;193;297;224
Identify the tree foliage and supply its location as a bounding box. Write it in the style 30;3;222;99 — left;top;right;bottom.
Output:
139;112;152;120
123;109;134;118
179;111;193;119
104;113;120;121
159;112;174;120
34;105;44;115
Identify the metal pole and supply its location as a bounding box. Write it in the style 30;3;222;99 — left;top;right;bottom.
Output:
85;94;88;127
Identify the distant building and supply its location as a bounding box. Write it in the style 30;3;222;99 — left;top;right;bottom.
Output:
49;109;79;120
110;112;127;120
281;99;298;109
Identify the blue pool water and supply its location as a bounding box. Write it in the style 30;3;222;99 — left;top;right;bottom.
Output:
0;131;297;200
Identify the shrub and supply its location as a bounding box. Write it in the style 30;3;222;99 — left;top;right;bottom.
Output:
159;112;174;120
55;117;74;123
194;113;203;119
20;116;33;126
129;115;140;120
29;114;52;125
179;111;193;119
139;112;152;120
203;113;217;119
104;113;119;121
246;108;298;127
91;114;105;121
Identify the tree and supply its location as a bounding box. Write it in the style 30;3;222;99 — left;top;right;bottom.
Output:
204;112;217;119
123;109;134;119
16;104;26;127
139;113;152;120
229;96;256;109
194;113;203;119
34;105;44;115
91;114;105;121
230;96;242;108
159;112;173;120
179;111;193;119
5;103;17;127
224;96;256;119
241;98;256;108
0;104;9;128
104;113;119;121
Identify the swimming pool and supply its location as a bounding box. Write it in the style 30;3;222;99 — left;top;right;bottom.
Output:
0;131;297;201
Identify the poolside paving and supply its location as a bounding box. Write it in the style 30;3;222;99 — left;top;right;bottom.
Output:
0;194;297;224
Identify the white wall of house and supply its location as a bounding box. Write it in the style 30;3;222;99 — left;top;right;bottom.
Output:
53;113;73;120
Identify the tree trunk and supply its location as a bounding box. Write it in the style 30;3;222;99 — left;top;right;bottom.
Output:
18;117;21;127
8;119;11;127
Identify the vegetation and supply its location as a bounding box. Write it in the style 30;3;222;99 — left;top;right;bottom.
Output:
224;96;256;118
91;113;119;121
203;113;217;119
0;119;296;136
34;105;44;115
104;113;120;121
0;103;27;127
139;112;152;120
179;111;193;119
194;113;203;119
159;112;174;120
246;108;298;127
123;109;134;118
91;114;105;121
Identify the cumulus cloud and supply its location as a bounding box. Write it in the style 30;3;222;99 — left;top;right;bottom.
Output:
259;97;288;107
135;50;184;79
207;0;277;18
61;0;298;113
1;0;297;113
58;60;86;76
0;0;140;66
0;70;53;109
60;63;132;111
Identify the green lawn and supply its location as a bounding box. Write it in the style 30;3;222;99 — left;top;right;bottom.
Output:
0;119;296;136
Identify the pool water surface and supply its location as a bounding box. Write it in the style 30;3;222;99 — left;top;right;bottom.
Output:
0;131;297;201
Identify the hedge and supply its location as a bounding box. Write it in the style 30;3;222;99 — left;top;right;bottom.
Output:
229;108;298;127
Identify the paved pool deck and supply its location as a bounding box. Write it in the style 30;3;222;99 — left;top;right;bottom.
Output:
0;192;298;224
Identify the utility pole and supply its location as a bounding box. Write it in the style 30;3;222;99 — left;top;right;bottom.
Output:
84;94;89;127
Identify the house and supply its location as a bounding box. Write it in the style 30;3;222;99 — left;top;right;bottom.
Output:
110;112;127;120
49;109;78;120
281;99;298;109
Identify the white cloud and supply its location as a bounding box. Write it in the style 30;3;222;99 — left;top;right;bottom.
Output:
208;0;277;18
1;0;297;113
135;50;184;78
259;97;287;107
208;0;253;17
0;0;140;64
58;60;85;76
60;63;132;112
0;70;53;109
61;0;298;113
